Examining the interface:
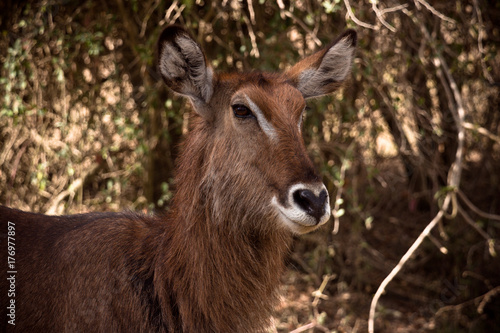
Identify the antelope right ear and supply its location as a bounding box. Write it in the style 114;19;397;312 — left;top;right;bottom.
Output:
158;26;214;108
285;30;357;99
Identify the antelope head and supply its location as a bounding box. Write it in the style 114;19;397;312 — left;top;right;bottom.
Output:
158;26;356;235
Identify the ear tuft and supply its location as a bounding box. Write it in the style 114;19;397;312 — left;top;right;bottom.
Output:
339;29;357;48
157;25;213;104
285;30;357;99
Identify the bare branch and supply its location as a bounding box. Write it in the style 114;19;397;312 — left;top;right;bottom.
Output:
290;253;320;285
428;233;448;254
242;14;260;58
434;286;500;317
463;122;500;144
368;203;449;333
312;274;333;308
246;0;256;25
458;205;492;241
414;0;457;24
276;0;285;19
290;322;316;333
289;275;334;333
472;0;495;84
162;1;186;26
290;321;329;333
477;286;500;314
371;1;396;32
343;0;377;30
369;10;466;333
332;156;349;235
139;0;161;38
164;0;179;21
380;4;409;15
458;190;500;222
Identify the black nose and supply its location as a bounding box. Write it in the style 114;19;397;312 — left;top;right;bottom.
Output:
293;189;328;223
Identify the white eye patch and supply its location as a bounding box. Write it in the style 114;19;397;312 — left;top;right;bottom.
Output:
244;95;278;141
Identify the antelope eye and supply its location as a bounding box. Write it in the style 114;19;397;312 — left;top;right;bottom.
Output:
232;104;254;118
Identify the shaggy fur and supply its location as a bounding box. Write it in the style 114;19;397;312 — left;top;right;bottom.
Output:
0;25;356;332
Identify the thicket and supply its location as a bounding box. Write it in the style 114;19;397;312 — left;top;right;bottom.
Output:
1;1;499;332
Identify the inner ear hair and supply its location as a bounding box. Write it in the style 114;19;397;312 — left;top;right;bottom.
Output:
157;25;213;104
285;29;357;99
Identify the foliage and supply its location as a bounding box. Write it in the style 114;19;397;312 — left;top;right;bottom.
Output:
1;0;499;331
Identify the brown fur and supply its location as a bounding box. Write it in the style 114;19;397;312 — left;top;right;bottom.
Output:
1;26;356;332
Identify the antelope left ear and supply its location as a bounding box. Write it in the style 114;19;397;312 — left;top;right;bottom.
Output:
285;30;357;99
157;25;214;108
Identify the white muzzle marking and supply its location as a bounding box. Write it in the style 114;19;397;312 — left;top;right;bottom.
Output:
271;183;331;234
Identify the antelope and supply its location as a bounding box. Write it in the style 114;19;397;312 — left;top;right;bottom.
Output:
0;25;356;332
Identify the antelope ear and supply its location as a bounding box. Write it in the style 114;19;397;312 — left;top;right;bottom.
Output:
158;26;214;106
285;30;357;99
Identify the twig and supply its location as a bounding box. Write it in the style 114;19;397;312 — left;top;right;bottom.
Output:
463;122;500;144
246;0;256;25
434;286;500;317
139;0;161;38
312;274;333;308
164;0;179;22
434;290;480;317
463;270;493;290
457;190;500;222
472;0;494;84
428;233;448;254
290;322;315;333
290;253;321;285
282;10;322;46
409;8;465;187
290;321;329;333
162;1;185;26
332;157;349;235
290;275;333;333
169;4;186;25
458;205;492;241
380;4;408;15
241;15;260;58
352;319;362;333
9;141;28;188
477;286;500;314
413;0;456;24
45;163;99;215
0;124;21;167
30;129;65;154
115;0;141;59
371;1;396;32
368;202;449;333
276;0;285;19
343;0;377;30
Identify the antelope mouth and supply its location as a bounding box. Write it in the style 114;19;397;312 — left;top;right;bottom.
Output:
271;184;331;234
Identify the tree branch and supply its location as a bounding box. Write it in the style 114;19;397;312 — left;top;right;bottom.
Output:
343;0;377;30
368;10;466;332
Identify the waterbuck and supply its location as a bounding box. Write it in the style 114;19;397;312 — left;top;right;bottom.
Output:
1;25;356;332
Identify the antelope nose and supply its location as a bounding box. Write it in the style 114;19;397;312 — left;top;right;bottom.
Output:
293;188;328;224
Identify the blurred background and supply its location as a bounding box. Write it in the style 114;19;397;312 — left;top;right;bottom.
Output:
1;0;499;331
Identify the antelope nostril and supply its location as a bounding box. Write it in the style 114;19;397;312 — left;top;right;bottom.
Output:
292;189;328;223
